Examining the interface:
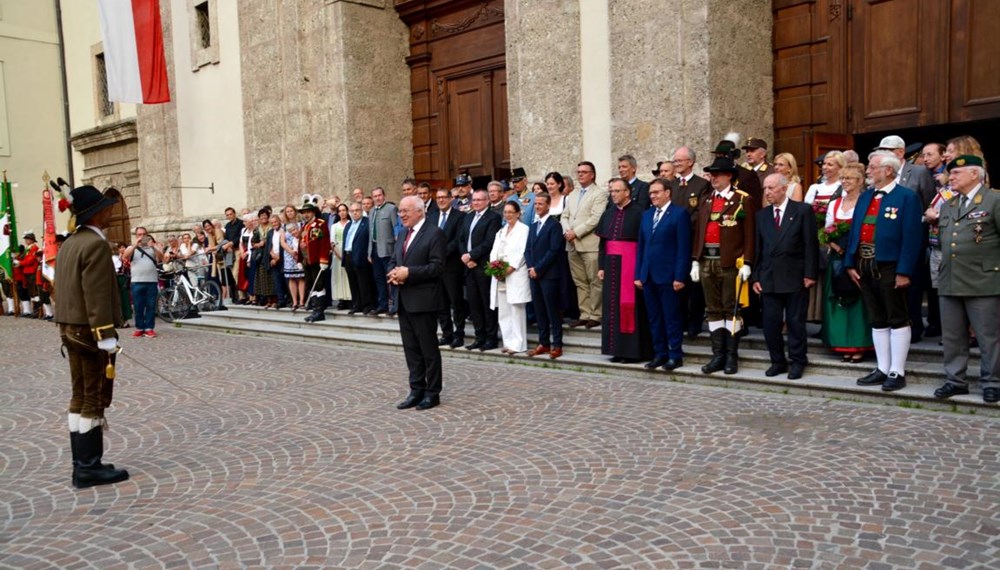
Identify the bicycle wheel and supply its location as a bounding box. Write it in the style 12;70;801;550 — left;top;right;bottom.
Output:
157;287;176;323
197;280;222;311
167;289;193;322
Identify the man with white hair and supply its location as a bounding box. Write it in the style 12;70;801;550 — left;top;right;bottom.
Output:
932;155;1000;403
845;151;923;392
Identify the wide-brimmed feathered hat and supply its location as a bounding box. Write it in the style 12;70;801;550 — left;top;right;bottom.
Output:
69;185;117;226
298;194;322;214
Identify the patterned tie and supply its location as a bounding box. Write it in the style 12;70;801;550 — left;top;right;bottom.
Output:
774;207;781;228
652;208;663;231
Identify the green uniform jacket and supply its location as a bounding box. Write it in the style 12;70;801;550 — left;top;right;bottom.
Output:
55;227;123;339
938;186;1000;297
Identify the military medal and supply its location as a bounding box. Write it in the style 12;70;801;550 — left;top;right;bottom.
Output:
975;222;983;244
689;195;698;208
710;212;721;221
884;207;898;220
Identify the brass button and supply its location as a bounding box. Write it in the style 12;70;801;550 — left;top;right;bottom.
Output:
951;243;957;247
951;254;956;258
953;232;958;236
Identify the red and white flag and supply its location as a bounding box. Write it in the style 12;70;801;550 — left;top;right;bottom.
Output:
97;0;170;104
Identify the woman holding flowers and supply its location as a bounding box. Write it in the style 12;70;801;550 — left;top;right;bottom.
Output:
804;150;846;323
488;201;531;354
821;162;872;362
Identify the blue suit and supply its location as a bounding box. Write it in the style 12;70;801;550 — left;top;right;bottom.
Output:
525;216;566;348
844;185;923;277
636;205;691;360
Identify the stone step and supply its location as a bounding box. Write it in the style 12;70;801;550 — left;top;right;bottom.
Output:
175;305;996;416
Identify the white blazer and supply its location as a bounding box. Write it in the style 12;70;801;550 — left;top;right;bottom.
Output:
488;220;530;308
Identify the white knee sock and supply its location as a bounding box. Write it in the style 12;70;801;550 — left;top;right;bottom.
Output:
43;303;52;317
20;301;31;315
4;298;12;313
889;326;911;376
872;327;891;373
78;416;105;433
708;320;725;332
68;412;80;433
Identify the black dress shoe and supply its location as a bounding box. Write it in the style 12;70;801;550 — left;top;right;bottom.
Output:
416;396;440;410
787;365;804;380
304;311;326;323
396;392;424;410
934;383;969;399
480;341;498;351
609;356;624;363
449;338;465;349
661;358;683;371
983;387;999;403
882;372;906;392
644;357;667;369
765;363;788;377
857;369;888;386
438;337;454;346
465;340;484;350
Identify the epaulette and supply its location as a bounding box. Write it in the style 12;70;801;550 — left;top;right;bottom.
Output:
735;189;749;198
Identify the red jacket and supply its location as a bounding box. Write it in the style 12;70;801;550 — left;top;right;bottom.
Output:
300;218;330;266
20;244;40;276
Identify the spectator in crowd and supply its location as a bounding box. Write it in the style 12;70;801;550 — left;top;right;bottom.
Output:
617;154;650;210
654;159;675;182
822;163;872;363
489;201;530;354
452;174;473;213
201;219;225;293
281;223;305;311
369;186;398;316
342;202;374;316
299;196;331;323
251;208;276;308
804;150;846;325
692;155;756;375
741;137;773;190
846;151;923;392
179;232;208;282
418;181;437;216
112;242;132;329
122;226;162;338
773;152;804;201
428;187;467;348
543;173;567;221
459;189;502;351
752;173;818;380
362;196;374;216
597;177;652;364
562;161;608;329
351;187;365;204
330;203;352;310
670;145;711;339
526;192;566;359
236;214;256;304
922;144;955;339
488;180;506;216
933;155;1000;404
266;214;288;309
222;207;243;304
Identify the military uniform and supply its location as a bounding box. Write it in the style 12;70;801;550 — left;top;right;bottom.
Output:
936;169;1000;401
299;201;331;323
55;185;130;488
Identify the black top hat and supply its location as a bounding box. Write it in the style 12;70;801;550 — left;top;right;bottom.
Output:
509;167;527;182
703;156;739;176
70;185;118;227
712;140;741;159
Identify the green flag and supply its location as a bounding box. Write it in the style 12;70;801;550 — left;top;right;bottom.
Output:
0;179;16;278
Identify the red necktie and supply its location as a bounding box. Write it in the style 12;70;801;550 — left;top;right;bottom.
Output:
774;207;781;228
402;228;413;257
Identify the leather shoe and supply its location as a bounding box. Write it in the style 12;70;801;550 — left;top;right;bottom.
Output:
396;392;424;410
787;365;804;380
465;340;484;350
609;356;624;363
449;338;465;349
549;347;563;359
438;337;454;346
661;358;683;371
765;363;788;377
480;341;499;351
644;357;667;369
984;387;999;403
568;319;586;328
857;369;888;386
882;372;906;392
585;320;600;329
934;383;969;399
527;345;550;357
416;396;440;410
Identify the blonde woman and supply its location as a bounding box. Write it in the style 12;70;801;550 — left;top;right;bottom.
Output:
774;152;804;201
804;150;846;323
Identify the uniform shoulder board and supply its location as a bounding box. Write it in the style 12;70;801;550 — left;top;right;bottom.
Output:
735;189;749;198
761;164;769;171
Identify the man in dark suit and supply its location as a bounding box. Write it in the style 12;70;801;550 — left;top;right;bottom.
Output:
427;187;468;348
343;201;375;315
458;189;502;350
389;196;446;411
752;173;819;380
669;146;712;339
616;154;651;210
635;178;691;371
525;192;567;359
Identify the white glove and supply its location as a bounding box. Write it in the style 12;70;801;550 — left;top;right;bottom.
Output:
690;261;700;283
738;264;752;282
97;338;118;354
320;263;329;272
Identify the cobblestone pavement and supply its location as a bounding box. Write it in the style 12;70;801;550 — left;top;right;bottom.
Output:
2;317;999;569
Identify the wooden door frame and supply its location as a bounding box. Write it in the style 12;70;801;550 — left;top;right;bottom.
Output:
436;58;506;179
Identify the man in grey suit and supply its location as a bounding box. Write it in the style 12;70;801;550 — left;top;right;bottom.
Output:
932;155;1000;404
369;186;398;316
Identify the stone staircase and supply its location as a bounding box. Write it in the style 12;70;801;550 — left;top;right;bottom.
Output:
175;305;996;415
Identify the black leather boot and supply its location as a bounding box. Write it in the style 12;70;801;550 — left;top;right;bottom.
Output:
724;331;740;374
74;426;129;489
701;329;727;374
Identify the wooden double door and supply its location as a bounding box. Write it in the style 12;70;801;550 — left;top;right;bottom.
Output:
773;0;1000;180
396;0;510;185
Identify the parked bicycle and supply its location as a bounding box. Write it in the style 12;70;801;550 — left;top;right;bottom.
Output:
156;265;221;323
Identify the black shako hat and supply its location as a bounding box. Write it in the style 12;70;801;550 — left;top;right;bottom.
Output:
70;185;117;226
509;167;527;182
703;156;739;176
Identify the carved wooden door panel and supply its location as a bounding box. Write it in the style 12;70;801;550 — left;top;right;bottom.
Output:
103;188;130;246
491;68;510;178
949;0;1000;122
850;0;948;132
446;72;492;176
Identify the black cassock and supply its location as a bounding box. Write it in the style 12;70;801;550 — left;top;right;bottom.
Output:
597;202;653;361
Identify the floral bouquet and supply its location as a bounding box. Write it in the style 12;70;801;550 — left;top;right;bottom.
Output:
484;259;510;281
818;221;850;246
812;201;829;228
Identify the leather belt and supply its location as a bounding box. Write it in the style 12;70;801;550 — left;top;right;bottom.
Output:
703;246;721;258
859;244;875;259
